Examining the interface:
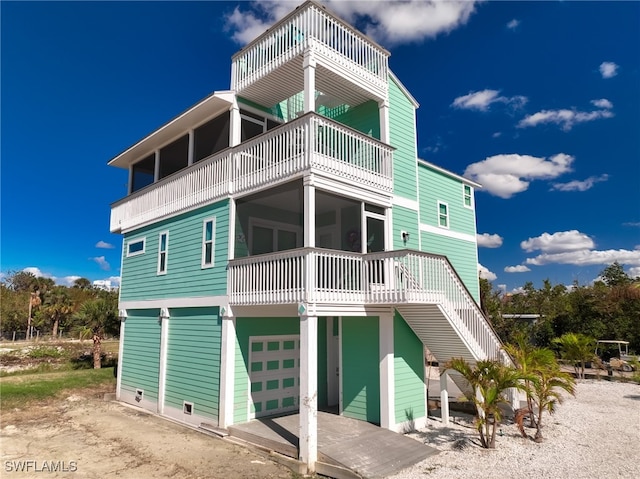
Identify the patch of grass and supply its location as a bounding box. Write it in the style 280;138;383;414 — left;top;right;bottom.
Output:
27;346;63;359
0;368;116;409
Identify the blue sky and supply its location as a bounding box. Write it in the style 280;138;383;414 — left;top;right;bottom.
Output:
2;1;639;293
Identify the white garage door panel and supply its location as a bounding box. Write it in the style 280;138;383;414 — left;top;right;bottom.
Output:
249;335;300;418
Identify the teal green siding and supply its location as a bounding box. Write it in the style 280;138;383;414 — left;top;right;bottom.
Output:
392;205;420;251
418;164;476;236
342;316;380;425
120;200;229;301
165;307;221;420
394;312;425;424
420;231;480;302
120;309;161;401
389;76;418;201
233;317;300;424
333;100;380;139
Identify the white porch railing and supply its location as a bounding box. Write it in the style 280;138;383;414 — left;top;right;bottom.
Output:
110;113;393;232
227;248;508;364
231;1;389;96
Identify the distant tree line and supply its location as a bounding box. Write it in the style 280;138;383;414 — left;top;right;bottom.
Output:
0;271;119;342
481;262;640;354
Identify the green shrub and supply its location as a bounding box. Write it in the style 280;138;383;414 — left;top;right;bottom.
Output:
27;346;63;359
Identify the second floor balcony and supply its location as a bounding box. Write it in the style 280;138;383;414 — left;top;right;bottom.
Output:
110;112;393;233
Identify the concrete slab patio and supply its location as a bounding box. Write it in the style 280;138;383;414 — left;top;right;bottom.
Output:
228;411;438;479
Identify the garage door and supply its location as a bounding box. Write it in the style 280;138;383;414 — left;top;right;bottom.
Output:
248;335;299;419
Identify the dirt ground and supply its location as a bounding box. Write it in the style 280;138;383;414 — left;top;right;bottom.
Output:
1;392;298;479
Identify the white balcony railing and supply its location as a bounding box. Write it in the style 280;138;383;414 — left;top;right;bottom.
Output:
227;248;507;363
110;113;393;232
231;1;389;96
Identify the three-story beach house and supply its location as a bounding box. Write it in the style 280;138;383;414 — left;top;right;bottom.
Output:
109;1;508;471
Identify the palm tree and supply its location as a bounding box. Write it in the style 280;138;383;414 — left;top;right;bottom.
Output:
553;333;596;379
444;358;530;448
73;297;118;368
529;362;575;442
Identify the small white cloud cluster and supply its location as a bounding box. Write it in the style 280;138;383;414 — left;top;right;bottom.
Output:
518;99;614;131
599;61;618;79
551;174;609;192
521;230;640;270
478;263;497;281
225;0;480;46
452;89;527;112
477;233;503;248
506;19;520;30
464;153;574;199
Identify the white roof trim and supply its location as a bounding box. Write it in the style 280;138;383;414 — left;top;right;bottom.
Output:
418;158;482;189
108;90;235;169
389;71;419;108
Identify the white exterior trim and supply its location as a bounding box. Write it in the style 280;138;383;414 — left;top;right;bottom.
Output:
219;312;236;428
392;195;419;212
119;295;228;311
379;312;395;430
126;236;146;257
299;314;318;470
420;223;476;244
116;319;125;400
201;217;216;268
418;158;481;188
158;312;169;414
157;231;169;275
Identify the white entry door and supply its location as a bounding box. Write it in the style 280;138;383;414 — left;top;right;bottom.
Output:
248;335;299;418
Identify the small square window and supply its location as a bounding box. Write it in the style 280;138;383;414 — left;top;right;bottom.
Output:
127;238;146;257
183;401;193;415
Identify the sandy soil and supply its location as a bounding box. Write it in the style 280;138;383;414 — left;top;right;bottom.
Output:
1;394;296;479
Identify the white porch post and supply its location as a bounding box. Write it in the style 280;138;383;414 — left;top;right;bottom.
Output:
153;149;160;182
187;129;195;166
440;369;450;426
304;180;316;248
229;100;241;147
158;308;170;415
303;44;316;114
379;98;390;144
299;307;318;472
379;311;395;430
116;313;126;400
218;306;236;428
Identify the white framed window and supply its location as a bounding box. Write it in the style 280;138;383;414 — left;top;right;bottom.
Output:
437;202;449;229
463;184;474;209
202;217;216;268
157;231;168;275
126;237;146;257
183;401;194;415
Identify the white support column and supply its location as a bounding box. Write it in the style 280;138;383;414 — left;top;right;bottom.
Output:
379;98;390;144
158;308;170;415
116;315;126;400
303;46;316;114
229;101;241;147
218;306;236;428
153;149;160;182
187;129;195;166
127;165;133;195
304;181;316;248
440;369;450;426
379;312;395;430
228;198;236;261
299;309;318;472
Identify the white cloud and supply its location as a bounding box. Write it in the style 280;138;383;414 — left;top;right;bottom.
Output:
96;241;115;249
599;61;618;79
492;132;502;138
504;265;531;273
477;233;503;248
551;174;609;192
22;267;55;279
464;153;574;198
452;89;527;112
90;256;111;271
60;276;81;287
518;106;614;131
107;276;121;288
521;230;595;253
478;263;497;281
629;266;640;279
506;19;520;30
525;249;640;267
591;98;613;109
225;1;480;46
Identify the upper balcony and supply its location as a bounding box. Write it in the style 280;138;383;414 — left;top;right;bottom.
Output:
110;112;393;233
231;0;390;110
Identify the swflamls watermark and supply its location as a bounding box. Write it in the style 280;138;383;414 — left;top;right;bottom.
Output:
4;460;78;473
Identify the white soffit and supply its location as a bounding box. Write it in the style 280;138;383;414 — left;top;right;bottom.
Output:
108;91;235;169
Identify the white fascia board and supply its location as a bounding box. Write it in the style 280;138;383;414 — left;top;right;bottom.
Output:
417;158;482;189
419;223;476;244
119;295;228;310
108;91;235;169
392;195;419;211
388;71;419;108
